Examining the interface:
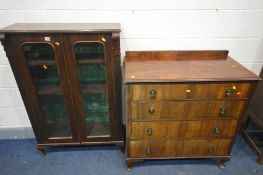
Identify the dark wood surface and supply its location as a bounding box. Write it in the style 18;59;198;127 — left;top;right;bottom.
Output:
62;33;123;142
124;51;260;83
124;51;260;170
249;67;263;126
0;24;124;152
0;23;121;33
241;66;263;164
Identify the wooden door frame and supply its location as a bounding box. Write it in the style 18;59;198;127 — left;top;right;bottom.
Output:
8;33;79;143
62;33;120;142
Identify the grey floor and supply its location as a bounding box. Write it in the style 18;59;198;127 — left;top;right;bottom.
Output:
0;136;262;175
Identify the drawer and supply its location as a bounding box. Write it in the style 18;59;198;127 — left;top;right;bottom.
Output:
130;120;238;139
129;139;231;158
129;101;247;120
127;83;252;100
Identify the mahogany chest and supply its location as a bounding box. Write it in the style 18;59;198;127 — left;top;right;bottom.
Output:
123;50;260;170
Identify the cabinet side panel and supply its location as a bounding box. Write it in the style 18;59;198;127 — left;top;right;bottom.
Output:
112;32;123;140
1;35;46;143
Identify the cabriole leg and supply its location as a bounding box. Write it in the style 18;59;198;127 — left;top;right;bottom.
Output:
126;160;133;172
218;158;230;169
257;155;263;164
37;145;46;157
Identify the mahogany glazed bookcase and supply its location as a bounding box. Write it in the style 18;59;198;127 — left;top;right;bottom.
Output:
0;23;124;154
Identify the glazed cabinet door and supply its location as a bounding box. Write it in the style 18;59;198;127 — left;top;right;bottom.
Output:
10;34;79;143
63;34;117;142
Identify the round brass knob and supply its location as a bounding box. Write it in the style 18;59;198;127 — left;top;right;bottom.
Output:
219;108;225;116
213;127;220;134
145;147;151;155
148;107;155;114
208;147;215;153
146;128;153;135
225;88;232;97
149;90;157;98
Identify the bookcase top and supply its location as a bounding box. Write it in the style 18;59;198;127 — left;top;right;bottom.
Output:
0;23;121;33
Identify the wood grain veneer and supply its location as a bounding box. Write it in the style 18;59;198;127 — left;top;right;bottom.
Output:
124;50;260;170
129;139;232;158
129;100;247;120
130;120;238;139
124;51;260;83
127;83;253;100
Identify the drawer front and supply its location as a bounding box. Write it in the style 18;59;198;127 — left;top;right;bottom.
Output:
129;101;246;120
129;139;231;158
127;83;252;100
130;120;238;139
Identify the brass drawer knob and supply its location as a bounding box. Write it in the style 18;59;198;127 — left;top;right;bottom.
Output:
208;147;215;153
145;147;152;155
148;107;155;114
146;128;153;135
219;108;225;116
225;88;233;97
213;127;220;134
149;90;157;98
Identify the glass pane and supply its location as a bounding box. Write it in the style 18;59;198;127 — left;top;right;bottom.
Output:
78;64;106;83
22;43;72;138
75;42;104;60
30;65;60;84
74;42;110;137
23;43;54;60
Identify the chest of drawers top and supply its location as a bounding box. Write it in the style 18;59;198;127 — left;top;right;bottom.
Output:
124;50;260;83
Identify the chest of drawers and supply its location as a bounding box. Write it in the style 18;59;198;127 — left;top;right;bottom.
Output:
123;51;260;171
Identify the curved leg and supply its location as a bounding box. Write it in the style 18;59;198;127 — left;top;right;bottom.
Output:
218;160;225;169
218;158;230;169
257;155;263;164
37;145;46;157
126;160;133;172
126;159;144;171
